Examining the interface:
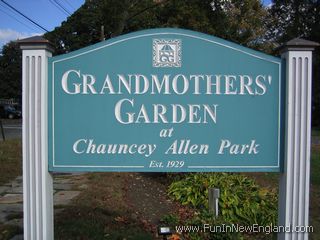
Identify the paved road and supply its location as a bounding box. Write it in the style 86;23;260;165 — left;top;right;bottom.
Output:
0;119;22;140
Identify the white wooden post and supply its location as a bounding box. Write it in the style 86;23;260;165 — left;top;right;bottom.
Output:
278;38;319;240
19;36;54;240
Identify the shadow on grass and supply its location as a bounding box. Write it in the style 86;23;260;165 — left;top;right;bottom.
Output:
54;173;153;240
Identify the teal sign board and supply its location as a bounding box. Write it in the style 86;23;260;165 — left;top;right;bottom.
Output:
48;28;283;172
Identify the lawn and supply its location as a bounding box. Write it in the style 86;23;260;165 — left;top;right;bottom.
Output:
54;173;153;240
0;139;22;185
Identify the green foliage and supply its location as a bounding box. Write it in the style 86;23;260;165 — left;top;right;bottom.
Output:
168;173;278;226
45;0;269;54
267;0;320;126
0;42;22;100
161;213;180;226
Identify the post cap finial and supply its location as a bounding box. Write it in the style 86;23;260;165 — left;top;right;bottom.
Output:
280;38;320;53
17;35;54;52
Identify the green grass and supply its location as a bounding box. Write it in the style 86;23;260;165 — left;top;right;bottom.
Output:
0;139;22;185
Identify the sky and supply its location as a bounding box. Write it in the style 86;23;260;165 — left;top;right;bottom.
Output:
0;0;84;47
0;0;273;48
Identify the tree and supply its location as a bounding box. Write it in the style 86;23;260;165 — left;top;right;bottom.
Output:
45;0;269;53
44;0;103;54
267;0;320;126
266;0;315;42
0;41;22;100
308;3;320;127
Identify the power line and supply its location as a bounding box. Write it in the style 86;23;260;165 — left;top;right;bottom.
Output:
0;1;40;32
54;0;71;15
49;0;68;16
0;0;49;32
61;0;75;11
0;3;39;32
49;0;71;16
127;0;170;22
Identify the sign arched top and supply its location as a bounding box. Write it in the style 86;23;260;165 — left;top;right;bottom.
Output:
48;28;283;172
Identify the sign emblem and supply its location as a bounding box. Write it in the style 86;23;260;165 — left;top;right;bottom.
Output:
153;39;181;67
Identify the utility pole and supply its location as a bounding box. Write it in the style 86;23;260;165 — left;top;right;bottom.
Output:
101;25;105;41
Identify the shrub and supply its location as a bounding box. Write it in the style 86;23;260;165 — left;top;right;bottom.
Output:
168;173;278;226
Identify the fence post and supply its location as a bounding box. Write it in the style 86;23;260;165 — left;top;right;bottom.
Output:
19;36;54;240
278;38;319;240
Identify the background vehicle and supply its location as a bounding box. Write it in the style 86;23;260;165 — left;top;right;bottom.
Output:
0;105;22;119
